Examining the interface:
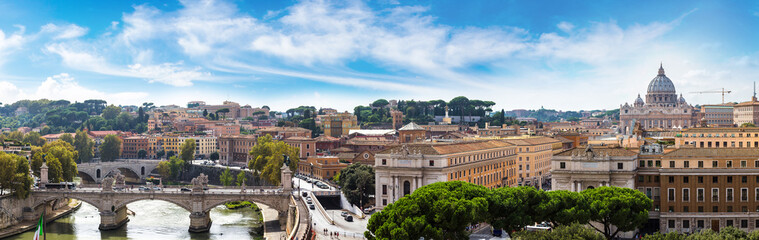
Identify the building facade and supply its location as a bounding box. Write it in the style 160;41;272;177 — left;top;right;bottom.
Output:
675;128;759;149
218;135;258;165
551;146;639;192
734;96;759;126
503;137;559;188
374;140;517;209
620;65;697;132
322;112;359;138
701;104;735;127
297;156;348;180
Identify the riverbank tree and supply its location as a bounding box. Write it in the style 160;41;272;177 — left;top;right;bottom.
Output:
30;140;78;183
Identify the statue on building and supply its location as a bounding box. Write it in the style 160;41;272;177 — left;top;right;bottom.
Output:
102;176;114;191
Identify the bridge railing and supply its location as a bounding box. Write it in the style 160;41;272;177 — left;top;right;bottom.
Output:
31;187;286;195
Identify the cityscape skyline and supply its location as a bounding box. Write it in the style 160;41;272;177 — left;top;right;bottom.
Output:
1;0;759;112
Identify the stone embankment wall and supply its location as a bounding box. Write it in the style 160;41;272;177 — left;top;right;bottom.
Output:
0;195;24;230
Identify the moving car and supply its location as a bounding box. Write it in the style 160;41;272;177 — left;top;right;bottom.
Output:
307;199;313;204
139;186;149;191
344;215;353;222
152;186;161;191
309;204;315;210
340;211;349;217
180;187;192;192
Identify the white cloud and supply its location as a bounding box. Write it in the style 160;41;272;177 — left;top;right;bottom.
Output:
40;23;88;39
46;43;211;87
0;74;148;105
557;21;574;32
0;27;26;64
0;81;25;103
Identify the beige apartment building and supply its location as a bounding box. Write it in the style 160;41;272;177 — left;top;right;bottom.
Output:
322;112;359;138
734;96;759;126
374;140;518;209
503;137;559;187
675;128;759;148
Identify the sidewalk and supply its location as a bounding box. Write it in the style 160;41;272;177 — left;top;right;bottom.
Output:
0;199;82;239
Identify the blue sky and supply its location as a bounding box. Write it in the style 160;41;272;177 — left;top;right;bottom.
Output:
1;0;759;112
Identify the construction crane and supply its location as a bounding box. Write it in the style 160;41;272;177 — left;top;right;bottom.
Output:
690;88;732;104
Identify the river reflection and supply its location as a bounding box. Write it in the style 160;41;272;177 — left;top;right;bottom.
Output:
4;200;263;240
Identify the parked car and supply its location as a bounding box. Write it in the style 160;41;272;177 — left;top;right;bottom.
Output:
152;186;161;191
139;186;149;191
318;185;329;189
363;207;374;214
180;187;192;192
309;204;315;210
306;179;312;183
307;199;312;204
302;192;308;197
340;211;349;217
344;215;353;222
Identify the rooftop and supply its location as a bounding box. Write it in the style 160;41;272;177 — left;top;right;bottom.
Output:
665;148;759;157
378;140;514;155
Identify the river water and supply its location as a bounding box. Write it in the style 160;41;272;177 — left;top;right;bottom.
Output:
5;200;263;240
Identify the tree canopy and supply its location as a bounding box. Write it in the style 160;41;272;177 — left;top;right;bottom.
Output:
248;134;299;185
0;152;33;198
99;134;122;162
73;130;94;163
337;163;375;208
31;140;78;183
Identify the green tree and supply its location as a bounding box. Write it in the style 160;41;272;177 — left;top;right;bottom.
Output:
741;123;756;127
371;99;390;108
59;133;74;145
220;167;233;186
23;132;45;146
540;190;591;227
156;161;171;179
6;131;23;141
74;130;94;163
102;105;121;120
156;149;165;159
365;181;489;240
248;134;299;185
210;152;219;161
236;170;247;186
337;163;375;208
166;150;176;158
138;149;148;159
100;134;122;162
180;138;196;161
30;140;78;182
583;186;652;240
487;186;547;233
512;223;604;240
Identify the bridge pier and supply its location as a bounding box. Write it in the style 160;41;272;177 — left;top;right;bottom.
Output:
99;206;129;230
188;211;212;233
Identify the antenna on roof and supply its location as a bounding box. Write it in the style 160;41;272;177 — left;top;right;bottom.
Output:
754;81;756;98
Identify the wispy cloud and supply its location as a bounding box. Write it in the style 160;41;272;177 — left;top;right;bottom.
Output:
0;73;148;104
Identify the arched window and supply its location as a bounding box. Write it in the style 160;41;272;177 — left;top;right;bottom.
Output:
141;166;145;175
403;181;411;196
96;169;101;178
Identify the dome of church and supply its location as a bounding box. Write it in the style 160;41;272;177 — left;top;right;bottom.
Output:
678;94;686;104
647;64;676;93
635;94;644;105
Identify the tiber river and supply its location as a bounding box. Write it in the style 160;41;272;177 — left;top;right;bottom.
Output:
5;200;264;240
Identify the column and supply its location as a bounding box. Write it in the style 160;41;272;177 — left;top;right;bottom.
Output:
578;181;582;191
571;181;576;192
393;176;398;203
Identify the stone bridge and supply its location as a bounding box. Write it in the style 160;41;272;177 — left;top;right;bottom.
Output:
77;159;160;183
27;165;297;233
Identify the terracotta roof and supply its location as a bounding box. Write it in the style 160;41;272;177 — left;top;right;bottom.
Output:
665;148;759;157
284;136;314;141
331;147;353;153
554;146;637;157
555;136;574;143
503;137;560;145
42;133;72;139
314;135;340;142
336;152;358;160
88;131;121;137
378;140;514;155
399;122;425;131
259;127;311;132
345;137;396;146
681;127;759;133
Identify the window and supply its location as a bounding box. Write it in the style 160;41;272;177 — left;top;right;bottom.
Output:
743;220;750;228
382;159;387;165
683;176;689;183
669;161;675;168
727;161;733;168
669;176;675;183
683;188;690;202
639;161;645;168
743;176;749;183
742;161;748;168
617;163;623;170
698;220;705;229
668;220;675;228
683;220;690;229
755;160;759;168
742;188;749;202
728;206;734;212
560;162;566;169
697;188;704;202
698;176;704;183
713;161;718;167
429;160;434;166
656;161;661;167
668;188;675;202
638;176;644;183
712;188;719;202
684;161;690;168
713;206;719;212
713;176;719;183
698;206;704;212
698;161;704;168
382;185;387;195
728;176;733;183
383;199;387;206
728;188;734;202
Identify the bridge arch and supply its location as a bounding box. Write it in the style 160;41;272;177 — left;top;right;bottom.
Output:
32;195;103;211
78;171;96;183
201;198;277;214
114;196;192;213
